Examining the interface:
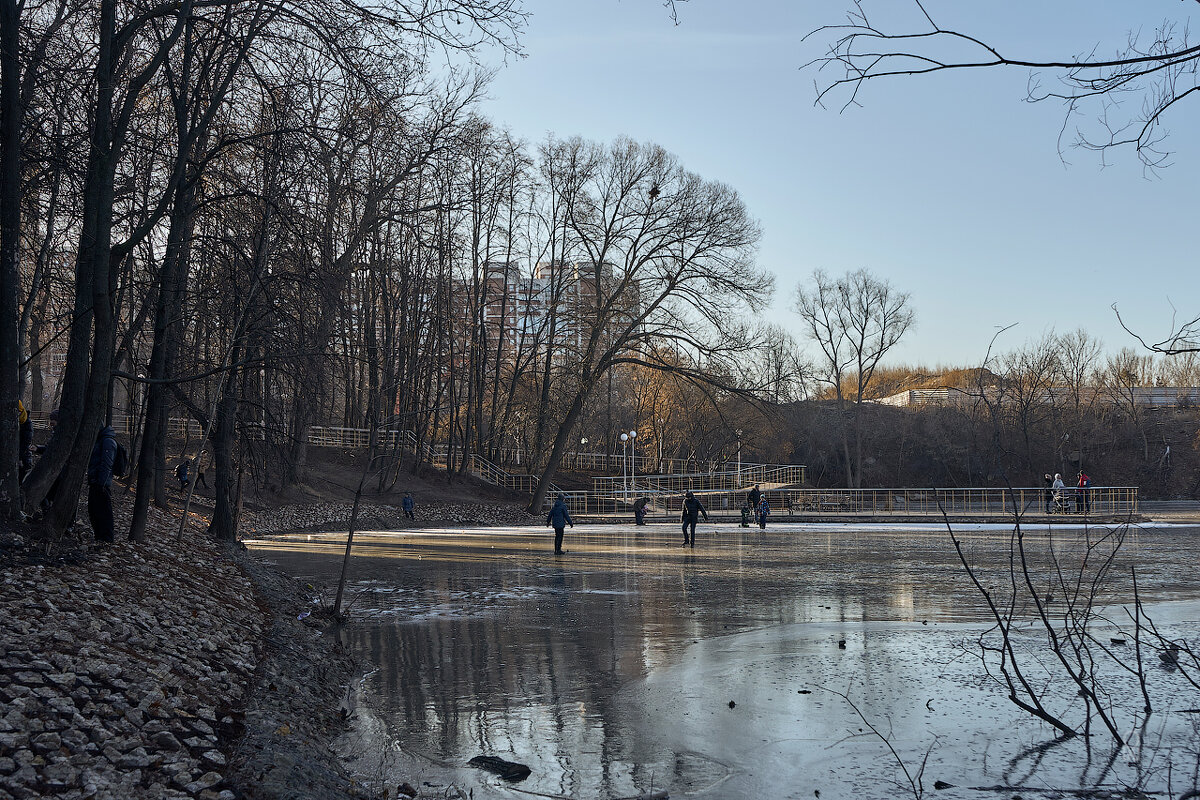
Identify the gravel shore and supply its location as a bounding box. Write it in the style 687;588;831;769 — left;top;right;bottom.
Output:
0;495;374;800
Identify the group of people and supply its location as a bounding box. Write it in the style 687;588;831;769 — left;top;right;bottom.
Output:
545;482;776;555
15;402;226;543
1043;470;1091;514
741;484;770;530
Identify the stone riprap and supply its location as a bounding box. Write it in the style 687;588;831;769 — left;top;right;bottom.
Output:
241;500;536;535
0;499;368;800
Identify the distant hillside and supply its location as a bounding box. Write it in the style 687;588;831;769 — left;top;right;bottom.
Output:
824;365;1004;401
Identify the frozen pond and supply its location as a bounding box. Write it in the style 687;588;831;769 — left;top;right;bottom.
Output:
248;521;1200;799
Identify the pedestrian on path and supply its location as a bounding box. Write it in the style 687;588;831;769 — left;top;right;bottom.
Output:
88;426;118;543
17;400;32;481
681;491;708;547
1052;473;1066;513
547;493;574;555
1077;470;1091;514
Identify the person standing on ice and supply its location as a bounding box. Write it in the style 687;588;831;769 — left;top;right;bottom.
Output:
747;484;761;515
546;493;574;555
757;496;770;529
633;496;649;525
680;491;708;548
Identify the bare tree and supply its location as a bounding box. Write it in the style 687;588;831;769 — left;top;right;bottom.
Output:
1100;347;1153;462
525;136;773;513
808;2;1200;356
809;1;1200;169
794;268;914;488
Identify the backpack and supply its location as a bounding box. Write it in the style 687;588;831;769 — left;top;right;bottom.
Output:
112;442;130;478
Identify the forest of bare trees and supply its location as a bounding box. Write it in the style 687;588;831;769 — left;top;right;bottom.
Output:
0;0;796;536
762;333;1200;496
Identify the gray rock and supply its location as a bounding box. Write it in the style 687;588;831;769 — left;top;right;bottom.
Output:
114;750;151;770
184;771;223;793
42;758;79;787
31;731;62;754
151;731;182;751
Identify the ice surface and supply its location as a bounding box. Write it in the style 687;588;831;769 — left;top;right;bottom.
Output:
251;521;1200;799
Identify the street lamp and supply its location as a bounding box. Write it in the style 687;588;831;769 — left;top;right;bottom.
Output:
629;429;638;498
736;428;743;485
657;418;665;472
620;432;629;500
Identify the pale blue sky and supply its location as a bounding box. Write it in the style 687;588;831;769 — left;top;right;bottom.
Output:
478;1;1200;367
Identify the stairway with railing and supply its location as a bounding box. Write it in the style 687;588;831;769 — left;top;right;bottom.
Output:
35;413;804;511
592;464;806;498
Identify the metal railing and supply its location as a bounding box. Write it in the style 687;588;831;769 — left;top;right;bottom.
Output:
592;464;807;499
575;486;1139;519
29;411;204;438
31;414;793;481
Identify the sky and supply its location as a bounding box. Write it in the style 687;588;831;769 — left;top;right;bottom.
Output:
474;0;1200;368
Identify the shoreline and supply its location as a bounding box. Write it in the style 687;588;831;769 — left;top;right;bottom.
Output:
3;494;1194;799
0;496;372;800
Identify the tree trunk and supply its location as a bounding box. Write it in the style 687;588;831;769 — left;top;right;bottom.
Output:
207;358;239;541
0;0;22;518
130;177;196;542
528;382;593;514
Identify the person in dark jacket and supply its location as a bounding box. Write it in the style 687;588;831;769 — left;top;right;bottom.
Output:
546;493;574;555
17;401;33;481
1043;473;1054;514
747;484;761;516
757;496;770;529
633;496;649;525
88;426;118;543
402;493;415;520
680;491;708;547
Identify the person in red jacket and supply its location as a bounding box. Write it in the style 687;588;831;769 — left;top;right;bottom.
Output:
1077;470;1091;514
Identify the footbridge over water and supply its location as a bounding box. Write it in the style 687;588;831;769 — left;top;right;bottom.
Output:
565;485;1140;523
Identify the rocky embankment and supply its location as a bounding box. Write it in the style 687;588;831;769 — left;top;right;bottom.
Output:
241;500;536;535
0;497;369;800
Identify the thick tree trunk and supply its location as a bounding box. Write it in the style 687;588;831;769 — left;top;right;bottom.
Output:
207;361;239;541
23;2;118;522
527;382;593;514
130;179;195;542
0;0;22;518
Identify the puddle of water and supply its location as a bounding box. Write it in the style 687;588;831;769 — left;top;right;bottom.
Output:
251;522;1200;799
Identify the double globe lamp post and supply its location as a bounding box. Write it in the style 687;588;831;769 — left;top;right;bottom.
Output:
619;429;637;502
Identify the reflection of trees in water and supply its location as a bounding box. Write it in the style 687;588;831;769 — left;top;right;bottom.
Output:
335;540;948;795
344;563;672;794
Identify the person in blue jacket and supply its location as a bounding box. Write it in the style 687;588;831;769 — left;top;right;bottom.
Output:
87;426;118;543
402;493;415;520
546;493;574;555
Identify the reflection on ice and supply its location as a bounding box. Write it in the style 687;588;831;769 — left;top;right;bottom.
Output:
250;522;1200;799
